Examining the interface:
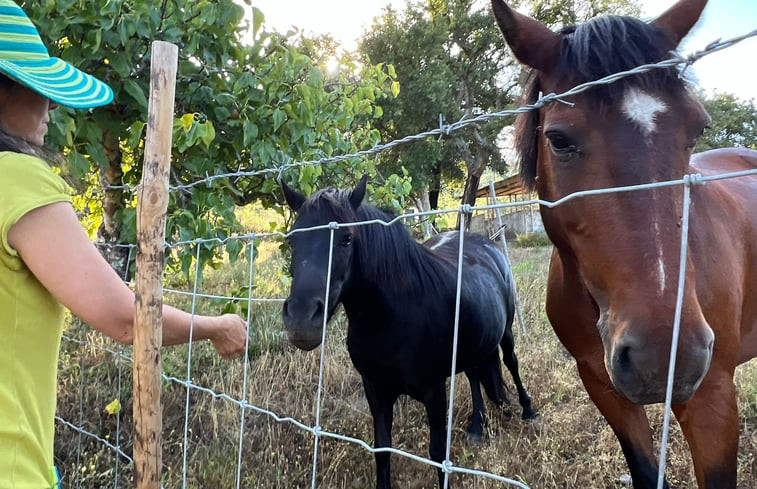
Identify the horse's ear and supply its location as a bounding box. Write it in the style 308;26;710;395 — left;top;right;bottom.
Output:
651;0;707;46
349;174;368;210
282;180;306;212
491;0;561;72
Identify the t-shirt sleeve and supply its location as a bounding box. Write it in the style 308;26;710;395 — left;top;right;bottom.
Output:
0;152;72;256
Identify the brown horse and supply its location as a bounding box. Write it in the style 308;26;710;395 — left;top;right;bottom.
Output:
491;0;757;487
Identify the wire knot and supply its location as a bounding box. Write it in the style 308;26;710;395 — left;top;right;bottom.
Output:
684;173;705;187
459;204;473;214
538;92;576;107
441;460;454;473
438;113;452;140
328;221;339;230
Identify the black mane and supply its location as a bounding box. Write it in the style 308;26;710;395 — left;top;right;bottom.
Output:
352;201;452;297
515;15;687;189
301;189;451;297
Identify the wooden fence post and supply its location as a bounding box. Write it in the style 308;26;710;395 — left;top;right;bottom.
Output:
133;40;179;489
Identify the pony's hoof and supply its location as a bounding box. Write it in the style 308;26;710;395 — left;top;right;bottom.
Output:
521;408;539;421
466;431;485;445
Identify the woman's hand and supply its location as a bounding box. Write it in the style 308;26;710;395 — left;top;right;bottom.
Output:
207;313;249;359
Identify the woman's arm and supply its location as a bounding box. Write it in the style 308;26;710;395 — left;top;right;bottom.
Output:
7;201;248;358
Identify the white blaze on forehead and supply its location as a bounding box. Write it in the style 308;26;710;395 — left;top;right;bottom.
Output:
621;88;668;136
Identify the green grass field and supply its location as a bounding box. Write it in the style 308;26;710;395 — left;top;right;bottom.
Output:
53;227;757;488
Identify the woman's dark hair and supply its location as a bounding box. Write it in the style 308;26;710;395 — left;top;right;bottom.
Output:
0;73;61;165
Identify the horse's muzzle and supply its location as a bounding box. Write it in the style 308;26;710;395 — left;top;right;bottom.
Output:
285;331;323;351
607;321;714;404
282;296;325;351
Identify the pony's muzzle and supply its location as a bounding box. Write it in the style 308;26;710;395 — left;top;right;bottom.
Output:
282;296;325;351
608;321;714;404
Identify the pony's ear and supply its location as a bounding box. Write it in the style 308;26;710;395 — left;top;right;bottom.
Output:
282;180;306;212
349;174;368;210
651;0;707;46
491;0;561;72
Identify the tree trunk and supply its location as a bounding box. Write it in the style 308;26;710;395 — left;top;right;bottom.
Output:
453;125;491;230
416;186;435;238
429;162;442;210
98;130;132;280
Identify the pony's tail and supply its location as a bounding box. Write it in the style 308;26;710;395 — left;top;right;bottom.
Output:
479;350;507;406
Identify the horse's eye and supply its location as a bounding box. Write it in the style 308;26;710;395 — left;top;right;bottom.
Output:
340;234;353;247
545;131;578;160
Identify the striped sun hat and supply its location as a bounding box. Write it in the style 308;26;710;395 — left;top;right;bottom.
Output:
0;0;113;108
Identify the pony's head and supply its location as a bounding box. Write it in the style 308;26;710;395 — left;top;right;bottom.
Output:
492;0;714;403
280;176;368;350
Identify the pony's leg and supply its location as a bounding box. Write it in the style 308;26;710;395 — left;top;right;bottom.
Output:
499;327;537;419
672;366;739;488
362;378;397;489
464;370;486;442
423;382;452;489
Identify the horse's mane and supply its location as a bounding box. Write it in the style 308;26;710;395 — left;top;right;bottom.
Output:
515;15;686;190
351;202;452;297
302;189;451;296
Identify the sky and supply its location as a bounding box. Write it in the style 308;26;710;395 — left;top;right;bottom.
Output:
247;0;756;101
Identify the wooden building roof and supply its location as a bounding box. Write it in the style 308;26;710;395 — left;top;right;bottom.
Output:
475;174;528;199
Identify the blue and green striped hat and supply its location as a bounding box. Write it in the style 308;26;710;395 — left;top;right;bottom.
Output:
0;0;113;108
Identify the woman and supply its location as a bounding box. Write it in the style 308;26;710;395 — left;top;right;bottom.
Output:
0;1;248;487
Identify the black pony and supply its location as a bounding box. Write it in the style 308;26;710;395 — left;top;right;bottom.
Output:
281;176;536;489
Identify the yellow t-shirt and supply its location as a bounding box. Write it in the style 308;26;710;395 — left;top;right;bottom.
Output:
0;151;71;488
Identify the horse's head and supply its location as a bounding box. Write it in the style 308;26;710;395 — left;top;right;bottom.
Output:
280;176;367;351
492;0;714;404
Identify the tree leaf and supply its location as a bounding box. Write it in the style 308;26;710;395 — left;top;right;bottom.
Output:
124;79;148;109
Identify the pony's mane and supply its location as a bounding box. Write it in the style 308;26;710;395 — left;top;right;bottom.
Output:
515;15;686;190
354;202;451;295
304;188;451;295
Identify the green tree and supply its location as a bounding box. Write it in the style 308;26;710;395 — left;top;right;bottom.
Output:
361;0;512;215
25;0;402;277
695;93;757;152
526;0;640;27
359;0;640;222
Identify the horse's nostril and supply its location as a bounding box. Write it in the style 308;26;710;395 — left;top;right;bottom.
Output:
311;299;324;323
615;345;633;372
282;299;290;320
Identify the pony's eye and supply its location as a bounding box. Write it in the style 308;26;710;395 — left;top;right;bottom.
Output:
340;234;353;247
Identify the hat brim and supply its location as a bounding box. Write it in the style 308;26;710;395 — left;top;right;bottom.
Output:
0;57;113;109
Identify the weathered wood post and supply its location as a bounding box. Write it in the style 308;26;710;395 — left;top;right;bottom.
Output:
133;40;178;489
488;181;526;332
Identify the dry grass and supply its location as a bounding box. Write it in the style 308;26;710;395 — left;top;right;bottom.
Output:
54;244;757;488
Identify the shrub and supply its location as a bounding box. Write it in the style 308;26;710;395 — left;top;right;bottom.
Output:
515;232;552;248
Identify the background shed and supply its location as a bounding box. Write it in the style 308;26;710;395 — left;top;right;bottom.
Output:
470;175;544;239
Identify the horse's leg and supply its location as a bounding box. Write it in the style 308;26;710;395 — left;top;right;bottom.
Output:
547;253;667;489
422;381;452;489
363;378;397;489
464;370;486;442
672;365;739;488
576;356;668;488
499;327;536;419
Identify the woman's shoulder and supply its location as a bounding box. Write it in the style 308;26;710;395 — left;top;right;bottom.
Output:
0;150;50;170
0;151;70;195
